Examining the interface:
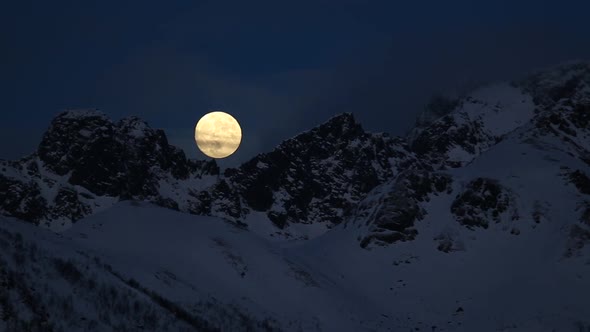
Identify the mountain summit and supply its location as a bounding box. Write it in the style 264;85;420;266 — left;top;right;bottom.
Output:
1;109;218;230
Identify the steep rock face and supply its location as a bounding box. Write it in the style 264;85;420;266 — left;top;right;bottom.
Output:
346;169;452;248
0;110;219;228
224;113;417;229
37;110;117;178
450;178;514;229
0;171;47;224
38;111;199;197
186;179;245;223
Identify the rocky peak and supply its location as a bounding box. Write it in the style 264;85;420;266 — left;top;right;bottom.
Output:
223;112;416;231
1;111;219;227
347;169;453;248
38;109;116;176
312;112;363;139
37;110;201;196
117;116;152;139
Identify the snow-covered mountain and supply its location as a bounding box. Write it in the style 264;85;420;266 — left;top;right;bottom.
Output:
1;62;590;331
1;111;415;240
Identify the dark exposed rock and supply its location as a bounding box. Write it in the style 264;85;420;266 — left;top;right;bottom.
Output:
581;203;590;227
1;110;219;225
434;231;465;253
0;174;47;224
565;224;590;258
225;113;416;227
411;113;488;158
188;179;244;223
152;196;180;211
564;200;590;257
38;110;117;177
268;211;288;229
451;178;511;229
408;93;516;170
49;188;91;222
37;110;212;198
569;170;590;195
192;159;220;177
351;170;452;248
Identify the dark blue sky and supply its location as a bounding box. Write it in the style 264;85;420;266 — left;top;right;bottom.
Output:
2;0;589;166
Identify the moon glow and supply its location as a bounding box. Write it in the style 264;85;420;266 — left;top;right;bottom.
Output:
194;111;242;159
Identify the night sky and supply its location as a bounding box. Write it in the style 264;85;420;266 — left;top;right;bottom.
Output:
2;0;589;166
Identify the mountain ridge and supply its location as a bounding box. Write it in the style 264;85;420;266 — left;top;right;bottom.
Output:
1;62;590;244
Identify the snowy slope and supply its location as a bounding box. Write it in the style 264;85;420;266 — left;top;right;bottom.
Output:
0;214;219;332
331;72;590;329
65;202;404;331
300;124;590;331
0;202;400;331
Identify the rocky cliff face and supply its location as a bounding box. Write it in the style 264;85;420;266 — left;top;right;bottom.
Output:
0;109;219;230
223;113;416;230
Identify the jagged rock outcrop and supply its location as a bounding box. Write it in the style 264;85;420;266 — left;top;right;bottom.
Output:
450;178;514;229
347;169;452;248
0;171;47;223
0;109;219;227
223;113;417;230
38;110;205;197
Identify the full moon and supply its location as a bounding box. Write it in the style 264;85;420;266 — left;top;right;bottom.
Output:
194;111;242;158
